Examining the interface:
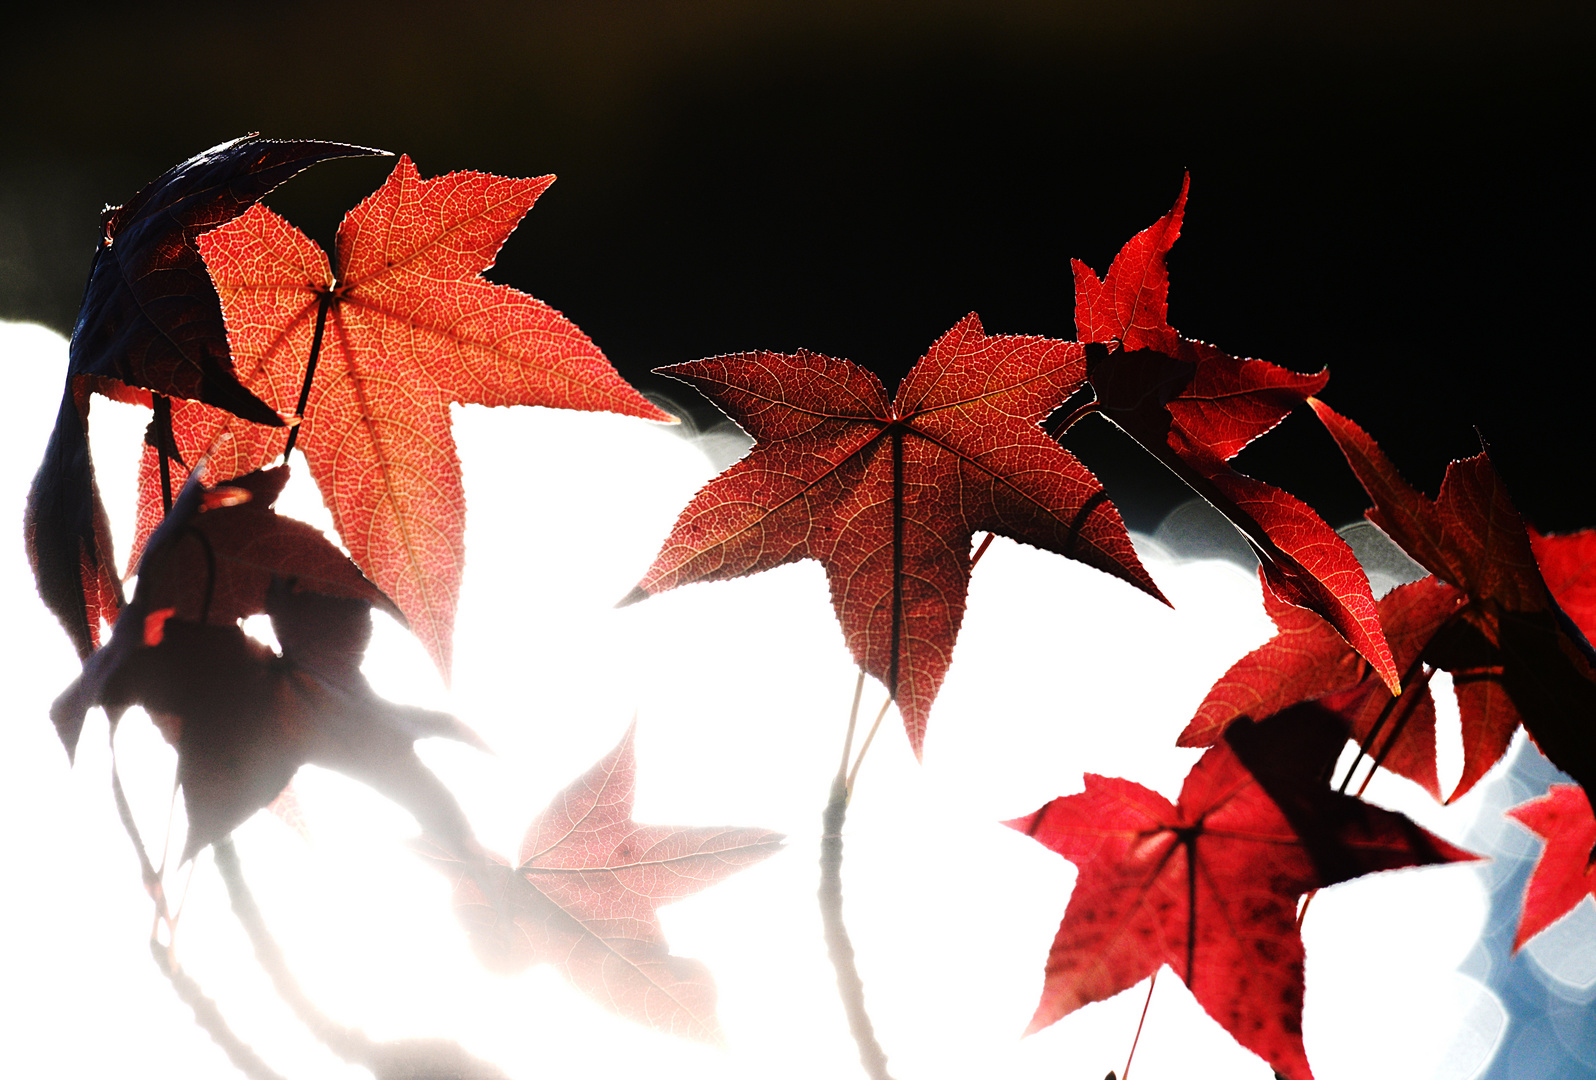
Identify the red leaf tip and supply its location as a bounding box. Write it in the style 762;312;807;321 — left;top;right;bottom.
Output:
615;584;650;609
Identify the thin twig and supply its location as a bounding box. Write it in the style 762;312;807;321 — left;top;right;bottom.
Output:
1355;665;1436;799
970;532;996;570
213;838;509;1079
213;838;377;1063
1303;658;1438;929
153;393;174;513
820;764;896;1080
1122;968;1159;1080
110;741;282;1080
840;670;866;775
1337;646;1434;795
148;939;289;1080
282;289;333;460
846;695;894;796
1296;890;1316;929
1045;398;1099;438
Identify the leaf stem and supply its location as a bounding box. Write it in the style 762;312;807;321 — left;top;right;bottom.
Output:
1303;653;1439;929
970;532;996;570
1355;665;1436;799
847;695;894;797
1045;398;1100;438
1336;647;1433;795
154;393;174;514
180;526;219;624
839;669;866;776
148;940;289;1080
213;837;375;1060
1121;968;1159;1080
282;289;333;460
213;835;508;1077
820;757;896;1080
110;738;283;1080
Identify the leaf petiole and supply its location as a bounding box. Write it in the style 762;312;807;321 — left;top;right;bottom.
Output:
282;288;333;460
1336;644;1436;796
1122;967;1159;1080
111;732;282;1079
839;669;866;776
847;695;894;798
970;532;996;570
1045;397;1100;439
153;394;174;513
1355;665;1436;799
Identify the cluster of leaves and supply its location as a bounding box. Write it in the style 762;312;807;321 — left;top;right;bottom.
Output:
29;137;1596;1079
618;177;1596;1075
30;136;774;1045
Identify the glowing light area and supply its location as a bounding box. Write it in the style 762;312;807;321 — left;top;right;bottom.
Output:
0;321;1516;1078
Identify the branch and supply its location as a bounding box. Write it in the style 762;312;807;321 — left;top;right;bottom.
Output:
148;937;289;1080
820;769;896;1080
110;755;284;1080
213;837;507;1080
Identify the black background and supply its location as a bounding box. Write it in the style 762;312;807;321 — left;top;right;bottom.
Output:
2;0;1590;531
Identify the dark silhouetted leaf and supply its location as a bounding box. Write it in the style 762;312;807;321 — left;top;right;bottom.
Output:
71;134;382;418
132;463;397;631
27;135;379;659
25;381;124;658
51;469;479;861
82;590;482;863
1313;398;1596;807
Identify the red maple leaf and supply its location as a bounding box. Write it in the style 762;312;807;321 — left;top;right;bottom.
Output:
1007;705;1476;1080
135;155;670;676
1072;177;1397;692
1506;784;1596;951
1180;572;1463;798
622;314;1163;753
1530;528;1596;644
1312;398;1596;807
415;724;783;1044
1182;529;1596;802
27;136;373;660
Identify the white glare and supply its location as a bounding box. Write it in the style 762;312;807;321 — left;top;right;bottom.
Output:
0;321;1536;1078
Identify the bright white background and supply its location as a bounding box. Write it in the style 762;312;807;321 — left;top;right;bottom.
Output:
0;321;1532;1078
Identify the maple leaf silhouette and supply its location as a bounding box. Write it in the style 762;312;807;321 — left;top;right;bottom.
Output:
53;470;483;861
136;155;672;677
1506;784;1596;951
1008;705;1477;1080
1312;398;1596;806
621;314;1164;753
52;464;392;757
1072;177;1397;692
138;463;399;630
414;724;783;1044
26;135;376;660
